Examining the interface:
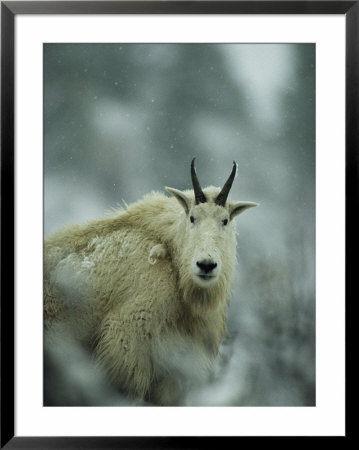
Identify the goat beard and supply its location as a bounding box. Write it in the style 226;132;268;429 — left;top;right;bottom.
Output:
179;268;232;312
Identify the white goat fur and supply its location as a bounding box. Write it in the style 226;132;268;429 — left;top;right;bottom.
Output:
44;184;257;405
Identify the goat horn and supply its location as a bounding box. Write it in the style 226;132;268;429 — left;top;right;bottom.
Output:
191;158;207;204
215;161;238;207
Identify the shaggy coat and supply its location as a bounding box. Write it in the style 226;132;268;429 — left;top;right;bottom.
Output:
44;182;257;405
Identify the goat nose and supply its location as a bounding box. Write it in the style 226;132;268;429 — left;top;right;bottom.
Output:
196;261;217;274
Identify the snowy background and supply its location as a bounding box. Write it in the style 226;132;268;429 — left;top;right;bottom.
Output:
44;43;315;406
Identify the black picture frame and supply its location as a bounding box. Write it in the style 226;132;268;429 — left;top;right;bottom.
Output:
1;1;356;447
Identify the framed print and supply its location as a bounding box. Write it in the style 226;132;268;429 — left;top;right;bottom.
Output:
1;1;356;447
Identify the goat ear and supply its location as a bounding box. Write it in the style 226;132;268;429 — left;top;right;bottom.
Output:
165;187;191;214
229;201;259;220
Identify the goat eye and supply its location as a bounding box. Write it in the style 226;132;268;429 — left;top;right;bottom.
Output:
190;216;195;223
222;218;228;226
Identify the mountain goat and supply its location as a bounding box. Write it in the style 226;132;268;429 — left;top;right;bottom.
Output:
44;159;258;405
